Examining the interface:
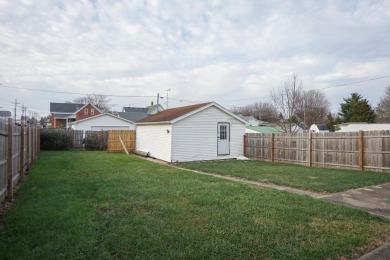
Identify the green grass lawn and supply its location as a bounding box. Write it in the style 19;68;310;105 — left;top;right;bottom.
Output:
180;160;390;193
1;151;389;259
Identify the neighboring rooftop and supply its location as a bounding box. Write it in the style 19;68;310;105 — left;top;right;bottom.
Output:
118;104;165;122
338;123;390;132
122;104;164;114
0;111;12;117
50;103;84;113
117;112;149;122
122;107;148;113
316;124;329;131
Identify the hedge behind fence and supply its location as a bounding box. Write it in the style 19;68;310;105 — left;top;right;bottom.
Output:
41;129;108;150
41;129;72;150
84;132;107;150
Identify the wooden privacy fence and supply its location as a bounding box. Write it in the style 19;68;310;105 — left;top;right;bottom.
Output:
0;118;40;202
107;130;136;153
244;130;390;172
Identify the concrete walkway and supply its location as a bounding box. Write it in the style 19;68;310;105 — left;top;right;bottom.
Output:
357;242;390;260
318;183;390;219
173;165;322;198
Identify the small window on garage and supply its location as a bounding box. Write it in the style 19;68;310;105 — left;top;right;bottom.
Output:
84;108;88;115
91;108;94;115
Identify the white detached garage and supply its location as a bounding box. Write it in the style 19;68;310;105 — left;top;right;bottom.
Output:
71;113;135;131
136;102;247;162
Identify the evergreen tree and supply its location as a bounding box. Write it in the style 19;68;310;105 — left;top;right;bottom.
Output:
326;113;335;132
338;93;376;123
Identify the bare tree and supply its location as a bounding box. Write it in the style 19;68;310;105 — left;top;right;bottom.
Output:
231;101;279;123
270;73;303;132
230;106;251;117
376;85;390;123
250;102;279;122
72;94;111;112
296;89;330;127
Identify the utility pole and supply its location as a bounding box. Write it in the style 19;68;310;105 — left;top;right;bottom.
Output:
21;104;26;125
303;104;307;131
165;89;171;109
156;93;161;112
12;99;19;123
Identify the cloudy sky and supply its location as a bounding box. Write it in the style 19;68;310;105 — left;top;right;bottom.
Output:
0;0;389;118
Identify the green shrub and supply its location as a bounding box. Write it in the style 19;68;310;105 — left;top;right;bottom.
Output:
84;132;107;150
41;129;72;150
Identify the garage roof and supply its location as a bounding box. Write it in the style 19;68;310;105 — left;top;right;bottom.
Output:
136;102;247;125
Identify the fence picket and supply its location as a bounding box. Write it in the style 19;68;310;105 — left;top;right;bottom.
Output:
245;131;390;172
0;120;40;202
107;130;136;153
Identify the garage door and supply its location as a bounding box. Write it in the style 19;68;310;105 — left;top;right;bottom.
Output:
91;126;129;131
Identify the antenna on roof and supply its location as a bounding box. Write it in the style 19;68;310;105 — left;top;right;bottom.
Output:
156;93;159;109
165;88;171;109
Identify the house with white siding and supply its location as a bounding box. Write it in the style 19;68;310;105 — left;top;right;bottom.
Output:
337;123;390;132
70;113;135;131
309;124;329;133
136;102;247;162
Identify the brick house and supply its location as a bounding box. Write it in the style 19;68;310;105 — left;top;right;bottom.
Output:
50;102;102;128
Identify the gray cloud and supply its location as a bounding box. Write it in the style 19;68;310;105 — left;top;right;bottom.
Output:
0;0;389;115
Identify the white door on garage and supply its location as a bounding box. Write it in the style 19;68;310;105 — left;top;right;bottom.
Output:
217;123;230;155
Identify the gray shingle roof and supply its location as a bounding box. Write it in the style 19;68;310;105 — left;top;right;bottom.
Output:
123;104;164;114
122;107;148;113
316;124;329;131
117;112;148;122
50;103;84;113
119;104;165;122
0;111;12;117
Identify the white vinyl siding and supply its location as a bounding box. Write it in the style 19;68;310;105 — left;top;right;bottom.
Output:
171;106;245;162
136;124;172;162
72;114;135;131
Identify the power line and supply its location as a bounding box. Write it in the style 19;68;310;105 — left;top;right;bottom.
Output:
314;75;390;90
169;97;200;104
0;84;156;98
221;75;390;103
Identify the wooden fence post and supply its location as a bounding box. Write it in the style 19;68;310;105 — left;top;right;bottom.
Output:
26;127;30;171
308;131;312;167
7;118;13;200
270;133;275;162
33;127;36;161
34;128;37;160
243;135;247;157
20;124;25;179
358;130;364;171
37;128;40;153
